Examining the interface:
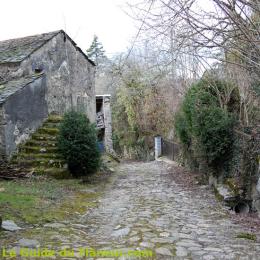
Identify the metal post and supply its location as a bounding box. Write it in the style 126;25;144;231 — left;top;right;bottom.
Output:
155;136;162;159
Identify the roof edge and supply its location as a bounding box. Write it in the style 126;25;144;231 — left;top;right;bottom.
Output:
18;30;61;64
59;30;96;66
18;30;95;66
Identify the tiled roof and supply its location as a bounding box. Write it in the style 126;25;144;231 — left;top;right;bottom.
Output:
0;31;60;64
0;73;44;104
0;30;95;66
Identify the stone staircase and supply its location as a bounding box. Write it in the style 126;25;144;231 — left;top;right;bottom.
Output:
11;115;70;178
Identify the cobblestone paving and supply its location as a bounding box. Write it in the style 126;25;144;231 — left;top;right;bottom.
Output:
2;161;260;259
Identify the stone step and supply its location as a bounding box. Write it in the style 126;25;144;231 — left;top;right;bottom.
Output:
13;158;66;168
25;139;57;147
31;133;57;141
46;115;63;123
11;114;66;178
42;122;61;129
37;127;59;135
12;152;63;160
19;145;58;153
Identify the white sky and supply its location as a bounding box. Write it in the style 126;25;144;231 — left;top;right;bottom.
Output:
0;0;138;56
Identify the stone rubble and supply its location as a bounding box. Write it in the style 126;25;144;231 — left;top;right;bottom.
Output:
1;220;22;232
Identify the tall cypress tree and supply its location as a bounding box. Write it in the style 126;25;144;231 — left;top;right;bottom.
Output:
86;35;107;66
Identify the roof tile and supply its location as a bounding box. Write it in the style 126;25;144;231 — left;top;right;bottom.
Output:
0;73;44;104
0;31;60;64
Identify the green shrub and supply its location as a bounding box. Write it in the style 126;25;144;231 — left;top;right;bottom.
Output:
195;106;234;165
57;111;101;177
175;77;236;173
174;111;190;146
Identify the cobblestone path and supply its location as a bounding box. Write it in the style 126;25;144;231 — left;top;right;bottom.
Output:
2;161;260;259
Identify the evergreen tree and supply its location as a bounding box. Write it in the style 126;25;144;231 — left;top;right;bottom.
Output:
86;35;107;65
57;111;101;177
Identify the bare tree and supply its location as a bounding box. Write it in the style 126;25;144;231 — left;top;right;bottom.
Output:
128;0;260;125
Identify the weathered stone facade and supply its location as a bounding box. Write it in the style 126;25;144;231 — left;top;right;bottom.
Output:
96;95;113;152
0;75;47;157
0;30;95;158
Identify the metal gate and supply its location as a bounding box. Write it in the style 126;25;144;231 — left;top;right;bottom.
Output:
161;138;180;161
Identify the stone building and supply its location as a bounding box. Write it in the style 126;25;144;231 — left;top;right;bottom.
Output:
96;95;113;152
0;30;95;158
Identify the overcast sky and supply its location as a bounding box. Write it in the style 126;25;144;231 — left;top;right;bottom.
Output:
0;0;137;56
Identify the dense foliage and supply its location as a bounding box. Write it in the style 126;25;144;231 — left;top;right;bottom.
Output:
113;76;173;160
175;77;236;173
57;111;101;177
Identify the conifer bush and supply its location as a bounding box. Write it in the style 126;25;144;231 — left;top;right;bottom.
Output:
57;111;101;177
175;77;235;172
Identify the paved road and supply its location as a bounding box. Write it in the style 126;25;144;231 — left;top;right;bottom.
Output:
2;161;260;259
78;161;260;259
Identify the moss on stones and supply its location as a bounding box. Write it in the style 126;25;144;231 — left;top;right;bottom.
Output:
225;178;240;196
47;115;63;123
213;187;224;201
9;114;69;178
236;232;257;241
38;127;59;135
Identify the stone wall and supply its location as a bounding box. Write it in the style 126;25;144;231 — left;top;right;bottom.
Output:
0;106;6;157
0;31;96;158
103;96;113;152
95;72;116;97
0;32;95;123
20;32;96;122
1;76;47;157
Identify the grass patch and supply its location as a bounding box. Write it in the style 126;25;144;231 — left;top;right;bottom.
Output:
0;177;100;225
0;153;117;226
236;232;257;241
